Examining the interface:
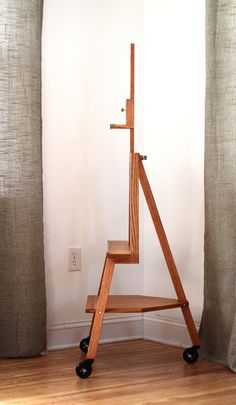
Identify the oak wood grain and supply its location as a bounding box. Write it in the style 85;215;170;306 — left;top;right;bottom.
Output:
128;153;139;262
86;257;114;360
107;240;130;254
0;340;235;405
86;295;186;313
130;43;135;152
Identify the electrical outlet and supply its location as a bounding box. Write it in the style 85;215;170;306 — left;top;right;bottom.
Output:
68;247;81;271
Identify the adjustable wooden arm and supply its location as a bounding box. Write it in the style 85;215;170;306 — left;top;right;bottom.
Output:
110;99;134;129
110;43;135;152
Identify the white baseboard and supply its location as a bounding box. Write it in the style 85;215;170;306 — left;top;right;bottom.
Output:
143;314;200;348
47;315;143;350
47;313;199;351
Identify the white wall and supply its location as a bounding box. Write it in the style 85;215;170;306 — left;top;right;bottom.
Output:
42;0;205;349
143;0;205;325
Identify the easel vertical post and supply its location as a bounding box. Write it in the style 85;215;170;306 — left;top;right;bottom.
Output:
130;43;135;153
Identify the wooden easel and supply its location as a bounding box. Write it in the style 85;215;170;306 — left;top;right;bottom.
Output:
76;44;200;379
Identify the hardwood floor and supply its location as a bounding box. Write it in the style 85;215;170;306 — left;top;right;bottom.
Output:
0;340;236;404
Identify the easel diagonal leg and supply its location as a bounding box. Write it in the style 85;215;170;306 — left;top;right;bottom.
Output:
139;157;200;346
86;256;115;360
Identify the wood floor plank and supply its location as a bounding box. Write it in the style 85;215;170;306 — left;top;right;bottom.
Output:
0;340;235;404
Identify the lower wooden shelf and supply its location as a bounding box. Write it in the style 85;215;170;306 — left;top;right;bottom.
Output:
86;295;187;313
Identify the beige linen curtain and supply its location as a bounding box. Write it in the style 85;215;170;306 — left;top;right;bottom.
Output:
0;0;46;357
200;0;236;371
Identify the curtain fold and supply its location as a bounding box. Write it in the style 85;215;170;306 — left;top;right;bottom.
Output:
0;1;46;357
200;0;236;371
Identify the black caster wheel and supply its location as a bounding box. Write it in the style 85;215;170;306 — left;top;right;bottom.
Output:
79;336;90;353
76;360;93;379
183;346;199;364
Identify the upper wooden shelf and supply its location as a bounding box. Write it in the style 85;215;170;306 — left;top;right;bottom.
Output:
86;295;187;313
106;240;139;263
110;124;134;129
107;240;130;255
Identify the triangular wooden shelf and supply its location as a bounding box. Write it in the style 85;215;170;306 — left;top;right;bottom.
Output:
86;295;186;313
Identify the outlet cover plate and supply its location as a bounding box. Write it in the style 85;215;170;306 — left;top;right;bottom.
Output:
68;247;81;271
